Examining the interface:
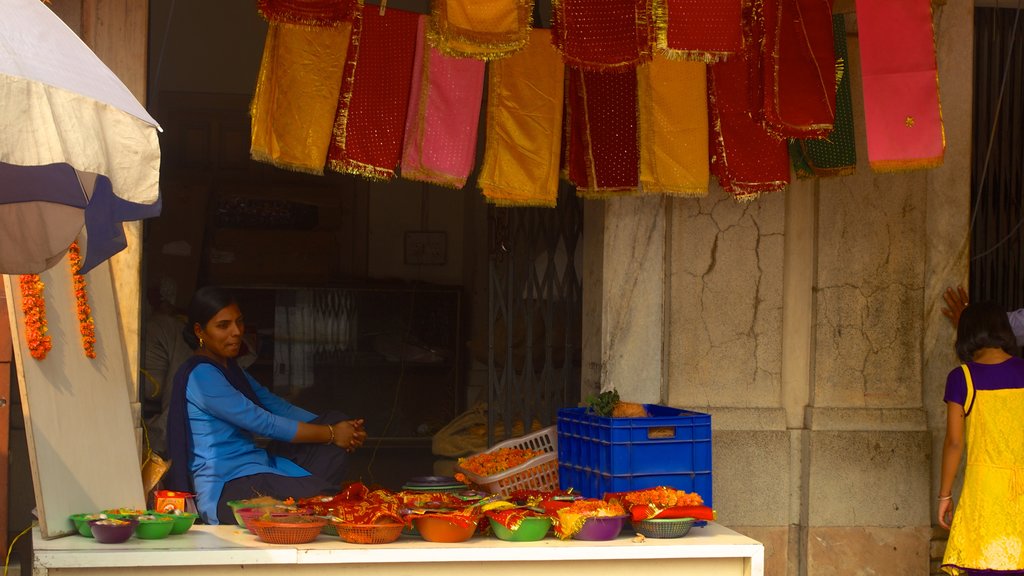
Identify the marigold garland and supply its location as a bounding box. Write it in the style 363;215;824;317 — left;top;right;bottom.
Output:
19;274;51;360
455;447;543;481
68;242;97;358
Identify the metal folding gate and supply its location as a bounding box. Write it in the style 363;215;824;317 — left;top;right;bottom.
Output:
971;9;1024;311
486;184;583;446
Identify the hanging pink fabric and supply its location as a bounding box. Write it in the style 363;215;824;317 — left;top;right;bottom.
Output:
855;0;945;171
400;15;486;189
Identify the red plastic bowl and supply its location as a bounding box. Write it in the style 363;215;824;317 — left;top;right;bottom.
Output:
573;515;628;541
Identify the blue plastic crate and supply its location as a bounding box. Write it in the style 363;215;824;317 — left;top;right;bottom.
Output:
559;463;714;507
556;405;712;505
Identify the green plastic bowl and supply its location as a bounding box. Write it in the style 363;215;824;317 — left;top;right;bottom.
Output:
69;513;107;538
167;512;199;535
134;514;176;539
488;515;552;542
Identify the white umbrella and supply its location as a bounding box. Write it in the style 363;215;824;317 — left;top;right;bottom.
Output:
0;0;162;273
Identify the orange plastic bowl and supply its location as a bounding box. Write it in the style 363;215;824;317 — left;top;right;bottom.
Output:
412;515;477;543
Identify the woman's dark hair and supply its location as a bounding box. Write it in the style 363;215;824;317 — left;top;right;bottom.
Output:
956;300;1017;362
181;286;237;350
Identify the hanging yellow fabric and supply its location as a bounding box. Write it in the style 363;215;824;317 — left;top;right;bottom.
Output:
429;0;533;60
478;28;565;207
638;55;708;196
249;22;353;174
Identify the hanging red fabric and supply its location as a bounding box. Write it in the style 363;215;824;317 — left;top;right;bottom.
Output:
762;0;835;139
326;6;420;180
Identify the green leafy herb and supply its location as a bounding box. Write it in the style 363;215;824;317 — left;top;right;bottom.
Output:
585;389;620;417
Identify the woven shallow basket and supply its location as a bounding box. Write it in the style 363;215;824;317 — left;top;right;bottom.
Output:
632;517;695;539
249;518;326;544
333;522;405;544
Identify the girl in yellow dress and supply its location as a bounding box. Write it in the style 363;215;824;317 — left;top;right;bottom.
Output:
940;301;1024;575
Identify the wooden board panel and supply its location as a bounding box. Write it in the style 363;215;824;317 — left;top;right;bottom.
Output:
3;256;145;539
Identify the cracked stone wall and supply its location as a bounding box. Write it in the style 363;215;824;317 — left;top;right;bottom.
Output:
669;190;785;409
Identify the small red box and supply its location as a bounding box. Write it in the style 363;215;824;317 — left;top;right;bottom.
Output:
154;490;195;514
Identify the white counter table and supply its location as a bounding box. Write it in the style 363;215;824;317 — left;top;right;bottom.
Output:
33;522;764;576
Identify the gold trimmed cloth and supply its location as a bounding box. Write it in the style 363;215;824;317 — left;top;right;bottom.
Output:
551;0;655;71
638;55;709;196
428;0;533;60
401;15;486;189
326;6;421;180
250;22;353;174
656;0;742;63
478;28;565;207
791;14;856;177
565;68;639;197
708;47;790;198
763;0;835;139
855;0;945;172
256;0;357;26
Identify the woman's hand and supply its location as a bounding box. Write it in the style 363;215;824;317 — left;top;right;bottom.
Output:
938;497;954;529
332;419;366;452
942;285;969;328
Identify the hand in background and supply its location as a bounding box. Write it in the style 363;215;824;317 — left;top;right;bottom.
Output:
334;419;366;452
942;285;969;329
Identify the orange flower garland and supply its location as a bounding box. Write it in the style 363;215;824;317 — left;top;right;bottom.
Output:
455;447;543;483
67;242;96;358
19;274;52;360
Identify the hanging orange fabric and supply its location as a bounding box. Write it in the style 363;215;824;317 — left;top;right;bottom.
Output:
249;22;353;174
763;0;835;139
478;28;565;207
566;68;639;197
326;6;421;180
855;0;944;172
401;15;486;189
638;55;709;196
428;0;533;60
656;0;742;63
551;0;655;71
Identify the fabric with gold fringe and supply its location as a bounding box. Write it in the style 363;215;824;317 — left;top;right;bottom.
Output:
791;14;856;177
478;28;564;207
250;22;353;174
551;0;655;71
428;0;533;60
638;56;708;196
401;15;486;189
855;0;944;172
326;6;420;180
657;0;742;63
763;0;834;138
565;68;639;197
256;0;357;26
708;39;790;198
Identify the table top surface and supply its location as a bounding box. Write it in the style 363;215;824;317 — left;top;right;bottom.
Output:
34;521;764;568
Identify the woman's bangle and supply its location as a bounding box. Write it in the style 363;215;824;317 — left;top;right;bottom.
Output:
937;494;952;501
325;424;336;445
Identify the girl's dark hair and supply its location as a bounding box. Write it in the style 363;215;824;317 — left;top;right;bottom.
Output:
956;300;1017;362
181;286;237;350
